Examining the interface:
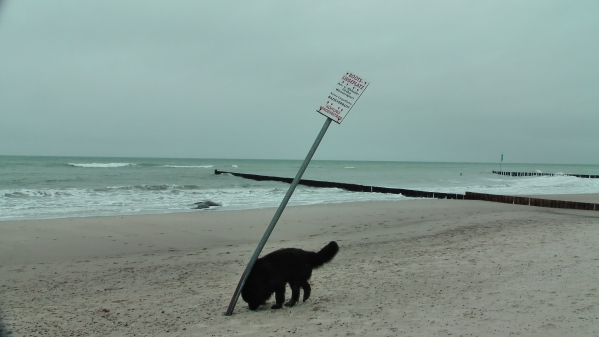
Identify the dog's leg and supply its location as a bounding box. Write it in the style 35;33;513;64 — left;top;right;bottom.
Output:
285;282;300;307
271;286;285;309
301;282;311;302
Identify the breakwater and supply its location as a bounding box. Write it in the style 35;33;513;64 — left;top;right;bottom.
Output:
214;170;464;199
492;170;598;178
215;170;599;211
465;192;598;211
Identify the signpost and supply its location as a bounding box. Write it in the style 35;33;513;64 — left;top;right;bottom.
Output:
225;72;369;316
317;72;370;123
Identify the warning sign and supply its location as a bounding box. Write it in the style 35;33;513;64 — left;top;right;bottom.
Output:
317;72;369;124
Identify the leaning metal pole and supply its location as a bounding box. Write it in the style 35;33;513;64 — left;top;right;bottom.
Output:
225;117;332;316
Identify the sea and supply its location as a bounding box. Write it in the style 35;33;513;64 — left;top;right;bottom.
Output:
1;156;598;221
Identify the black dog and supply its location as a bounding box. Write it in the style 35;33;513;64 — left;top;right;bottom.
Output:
241;241;339;310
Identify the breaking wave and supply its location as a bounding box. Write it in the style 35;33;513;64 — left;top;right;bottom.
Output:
68;163;135;168
160;165;213;168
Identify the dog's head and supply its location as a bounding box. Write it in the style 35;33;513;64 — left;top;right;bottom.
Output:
240;274;271;310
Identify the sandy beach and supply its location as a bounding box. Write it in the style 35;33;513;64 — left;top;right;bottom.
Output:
1;198;599;336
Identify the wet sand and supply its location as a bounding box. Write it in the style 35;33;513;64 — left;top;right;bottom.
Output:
1;199;598;336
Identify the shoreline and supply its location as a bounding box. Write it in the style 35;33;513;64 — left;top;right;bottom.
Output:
1;199;599;336
2;192;599;224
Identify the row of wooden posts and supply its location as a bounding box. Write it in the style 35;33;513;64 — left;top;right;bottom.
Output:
493;170;599;178
214;170;464;200
465;192;598;211
215;170;598;212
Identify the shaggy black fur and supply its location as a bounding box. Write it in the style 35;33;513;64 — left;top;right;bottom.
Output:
241;241;339;310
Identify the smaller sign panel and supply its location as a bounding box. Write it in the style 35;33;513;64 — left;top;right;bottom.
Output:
317;72;369;124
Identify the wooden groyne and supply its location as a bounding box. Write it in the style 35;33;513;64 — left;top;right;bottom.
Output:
465;192;598;211
214;170;465;199
492;170;599;178
215;170;599;211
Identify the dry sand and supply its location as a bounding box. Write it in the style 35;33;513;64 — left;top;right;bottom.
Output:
1;198;599;336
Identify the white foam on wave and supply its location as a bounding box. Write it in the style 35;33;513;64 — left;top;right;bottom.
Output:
0;185;204;220
0;183;408;221
3;189;74;198
68;163;134;168
466;175;599;195
161;165;213;168
231;165;238;168
194;186;408;211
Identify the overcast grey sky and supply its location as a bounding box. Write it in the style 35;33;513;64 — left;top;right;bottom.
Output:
1;1;598;164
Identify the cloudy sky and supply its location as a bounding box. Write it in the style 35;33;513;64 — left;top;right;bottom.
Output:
1;1;598;164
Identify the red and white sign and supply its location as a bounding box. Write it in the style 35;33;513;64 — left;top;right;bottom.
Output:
317;72;369;124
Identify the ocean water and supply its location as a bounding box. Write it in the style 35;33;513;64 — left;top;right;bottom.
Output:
1;156;598;221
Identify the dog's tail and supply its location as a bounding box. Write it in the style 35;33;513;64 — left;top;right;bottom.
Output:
310;241;339;269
